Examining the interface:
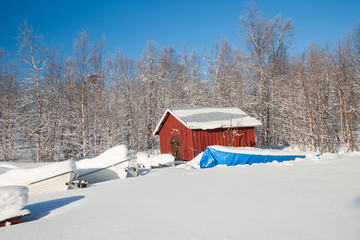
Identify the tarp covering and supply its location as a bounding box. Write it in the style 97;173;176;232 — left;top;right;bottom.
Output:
200;146;306;168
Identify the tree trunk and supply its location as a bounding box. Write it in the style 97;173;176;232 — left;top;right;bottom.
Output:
300;64;316;152
6;98;12;161
35;69;42;163
93;87;97;156
338;89;346;150
81;82;86;158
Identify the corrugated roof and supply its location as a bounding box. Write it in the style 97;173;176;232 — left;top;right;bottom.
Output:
153;107;262;135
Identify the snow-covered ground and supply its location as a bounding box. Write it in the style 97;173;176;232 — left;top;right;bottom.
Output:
1;151;360;239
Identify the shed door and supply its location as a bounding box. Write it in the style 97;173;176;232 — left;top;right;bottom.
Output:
170;136;181;160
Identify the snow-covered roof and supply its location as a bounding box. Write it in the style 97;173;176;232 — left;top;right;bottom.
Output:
153;107;262;135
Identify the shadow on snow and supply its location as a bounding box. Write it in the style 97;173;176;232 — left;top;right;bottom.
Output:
23;195;85;222
352;196;360;209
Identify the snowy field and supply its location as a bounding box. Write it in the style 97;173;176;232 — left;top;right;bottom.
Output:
1;151;360;239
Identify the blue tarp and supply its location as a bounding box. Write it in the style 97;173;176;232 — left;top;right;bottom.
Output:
200;147;306;168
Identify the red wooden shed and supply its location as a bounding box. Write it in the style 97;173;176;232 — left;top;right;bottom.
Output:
153;107;262;161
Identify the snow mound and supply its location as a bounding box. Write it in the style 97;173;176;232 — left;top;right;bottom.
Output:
0;186;30;222
76;145;129;176
0;160;76;186
136;152;151;168
149;154;175;167
136;153;175;168
184;152;203;169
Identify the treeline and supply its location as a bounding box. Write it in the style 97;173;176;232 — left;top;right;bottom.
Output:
0;3;359;162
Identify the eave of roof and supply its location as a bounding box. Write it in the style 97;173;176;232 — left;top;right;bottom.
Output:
153;109;189;136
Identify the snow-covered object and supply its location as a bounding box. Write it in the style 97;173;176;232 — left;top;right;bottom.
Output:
153;107;262;135
200;145;307;168
76;165;128;184
136;153;175;168
136;152;151;168
75;145;129;184
0;186;30;222
149;154;175;167
0;160;76;187
187;146;307;168
76;145;129;176
208;145;308;156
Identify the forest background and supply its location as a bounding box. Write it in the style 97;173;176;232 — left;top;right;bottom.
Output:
0;2;359;162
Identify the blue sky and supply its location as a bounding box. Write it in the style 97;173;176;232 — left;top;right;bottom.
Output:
0;0;359;58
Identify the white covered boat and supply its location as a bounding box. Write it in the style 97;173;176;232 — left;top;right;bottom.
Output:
75;145;129;184
76;160;129;184
28;170;76;194
0;161;76;195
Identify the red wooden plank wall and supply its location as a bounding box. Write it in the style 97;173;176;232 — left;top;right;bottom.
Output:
158;113;257;161
158;113;193;161
190;127;256;160
0;217;23;227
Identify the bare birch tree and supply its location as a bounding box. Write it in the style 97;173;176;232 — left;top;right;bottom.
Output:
239;1;294;145
74;29;91;158
18;20;47;162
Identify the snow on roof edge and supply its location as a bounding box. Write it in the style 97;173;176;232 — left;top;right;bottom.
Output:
153;107;262;135
153;108;191;135
153;109;171;136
